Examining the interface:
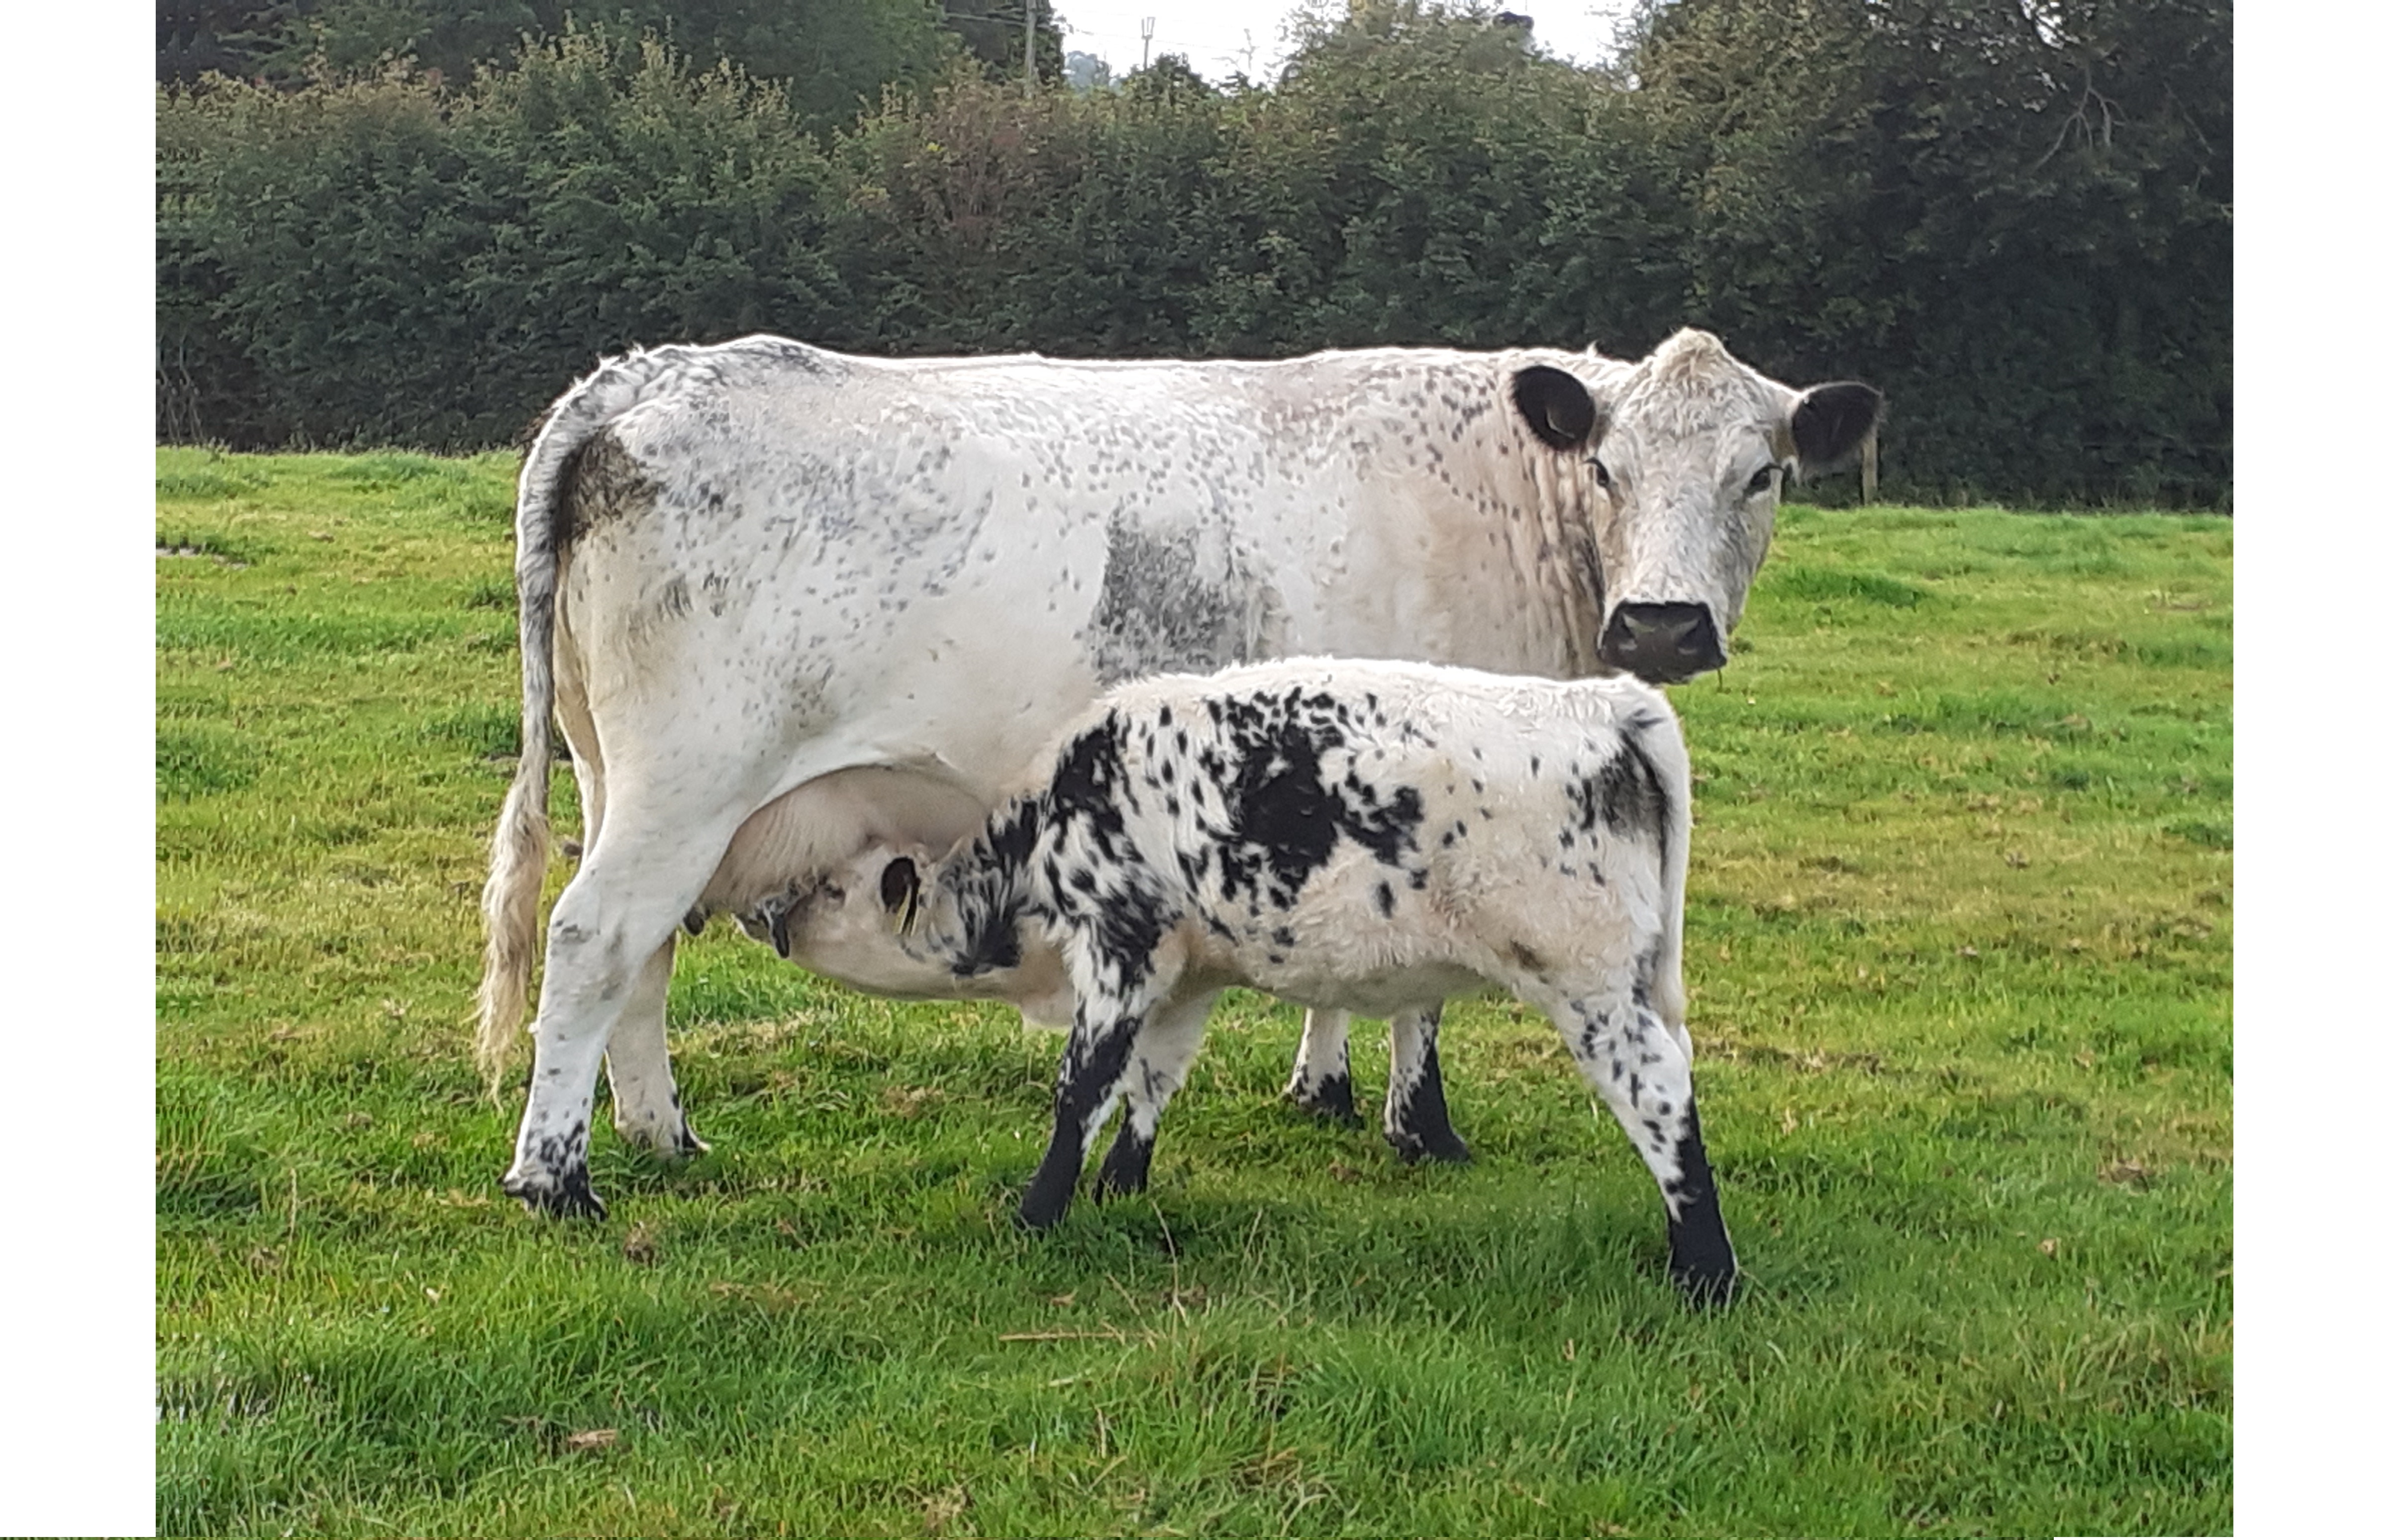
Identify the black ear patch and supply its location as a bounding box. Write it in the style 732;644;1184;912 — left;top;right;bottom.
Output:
1511;366;1598;452
879;856;918;913
1790;382;1884;476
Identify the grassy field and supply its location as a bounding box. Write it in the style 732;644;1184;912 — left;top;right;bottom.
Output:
156;447;2232;1537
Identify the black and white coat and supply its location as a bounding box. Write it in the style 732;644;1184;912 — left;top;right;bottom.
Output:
888;658;1738;1304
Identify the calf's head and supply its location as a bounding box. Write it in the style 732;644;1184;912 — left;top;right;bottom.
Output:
1512;329;1882;684
881;821;1030;979
881;853;964;970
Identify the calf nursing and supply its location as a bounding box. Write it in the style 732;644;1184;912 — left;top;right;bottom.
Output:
479;332;1878;1218
888;658;1738;1305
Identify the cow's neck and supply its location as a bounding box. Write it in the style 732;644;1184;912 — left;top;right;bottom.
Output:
1477;447;1608;679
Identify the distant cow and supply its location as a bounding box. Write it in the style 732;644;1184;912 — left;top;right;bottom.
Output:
886;658;1736;1304
478;330;1877;1219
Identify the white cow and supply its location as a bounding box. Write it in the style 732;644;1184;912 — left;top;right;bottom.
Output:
883;658;1735;1304
477;330;1878;1216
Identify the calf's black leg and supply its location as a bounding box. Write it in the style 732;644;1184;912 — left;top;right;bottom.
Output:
1549;995;1739;1308
1095;1118;1154;1199
1095;989;1219;1202
1285;1008;1360;1125
1663;1112;1738;1307
1382;1004;1470;1164
1019;1008;1141;1230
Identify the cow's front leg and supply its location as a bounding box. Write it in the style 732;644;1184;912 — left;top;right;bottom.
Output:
1286;1008;1359;1124
1549;995;1738;1306
1095;988;1220;1202
1020;1000;1146;1230
603;940;705;1157
1383;1003;1470;1164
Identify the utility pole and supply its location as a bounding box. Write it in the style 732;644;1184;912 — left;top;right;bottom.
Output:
1024;1;1036;96
1140;16;1154;72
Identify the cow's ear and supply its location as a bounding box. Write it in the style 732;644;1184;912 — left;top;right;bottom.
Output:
1511;365;1598;452
1789;382;1883;476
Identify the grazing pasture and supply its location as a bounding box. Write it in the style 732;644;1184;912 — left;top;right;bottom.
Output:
157;448;2231;1537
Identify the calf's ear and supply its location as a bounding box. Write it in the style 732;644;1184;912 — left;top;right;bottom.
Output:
1789;382;1884;476
880;855;922;932
1511;365;1599;452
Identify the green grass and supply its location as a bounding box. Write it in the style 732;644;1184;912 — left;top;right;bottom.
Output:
157;448;2232;1537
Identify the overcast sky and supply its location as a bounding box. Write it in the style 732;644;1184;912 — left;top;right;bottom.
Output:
1052;2;1643;83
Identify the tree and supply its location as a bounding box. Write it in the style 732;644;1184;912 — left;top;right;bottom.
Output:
940;0;1063;89
182;2;970;132
158;1;303;84
158;0;2229;501
1626;0;2230;503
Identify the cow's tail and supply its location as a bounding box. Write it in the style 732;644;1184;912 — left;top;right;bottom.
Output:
1627;688;1693;1036
473;346;682;1096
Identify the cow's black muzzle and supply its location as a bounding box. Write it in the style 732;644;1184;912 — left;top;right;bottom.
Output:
1601;601;1724;683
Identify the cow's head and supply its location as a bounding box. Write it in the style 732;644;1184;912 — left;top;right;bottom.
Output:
1512;329;1882;684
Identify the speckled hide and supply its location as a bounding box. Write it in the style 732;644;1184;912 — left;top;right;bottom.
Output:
475;332;1878;1221
893;658;1736;1305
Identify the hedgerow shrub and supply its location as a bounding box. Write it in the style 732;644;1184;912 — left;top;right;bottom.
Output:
156;1;2230;506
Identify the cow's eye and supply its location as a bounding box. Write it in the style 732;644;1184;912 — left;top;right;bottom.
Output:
1746;464;1776;496
1589;457;1612;492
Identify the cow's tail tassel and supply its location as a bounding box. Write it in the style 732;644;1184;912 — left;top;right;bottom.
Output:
475;736;552;1099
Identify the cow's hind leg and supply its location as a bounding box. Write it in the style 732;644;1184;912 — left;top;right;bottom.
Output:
502;810;750;1219
1383;1003;1471;1164
603;941;705;1157
1547;995;1737;1306
1095;988;1220;1202
1285;1008;1359;1124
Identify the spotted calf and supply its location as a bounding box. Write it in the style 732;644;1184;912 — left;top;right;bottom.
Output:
888;658;1738;1305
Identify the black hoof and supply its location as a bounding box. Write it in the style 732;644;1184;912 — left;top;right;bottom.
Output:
1668;1220;1739;1309
617;1120;708;1162
1017;1156;1078;1231
1388;1129;1472;1165
1291;1071;1361;1127
502;1167;606;1221
1095;1126;1153;1201
1672;1262;1741;1309
1015;1188;1070;1232
1021;1117;1097;1232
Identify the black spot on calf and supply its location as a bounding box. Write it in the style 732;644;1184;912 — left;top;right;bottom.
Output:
1571;726;1669;842
1205;692;1424;909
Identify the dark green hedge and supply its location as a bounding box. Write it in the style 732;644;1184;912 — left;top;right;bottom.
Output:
156;1;2231;507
